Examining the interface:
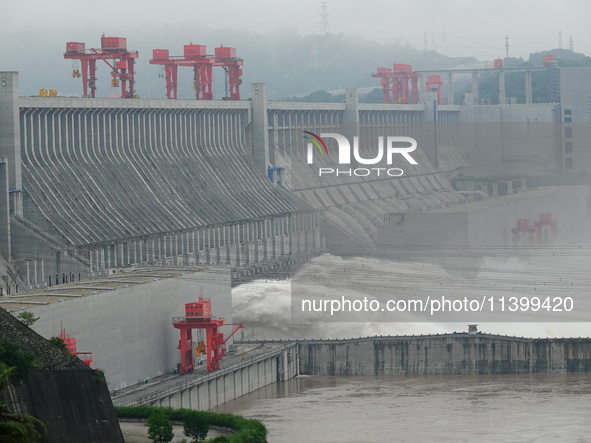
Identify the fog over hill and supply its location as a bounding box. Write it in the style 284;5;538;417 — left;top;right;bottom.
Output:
5;26;478;99
4;0;590;98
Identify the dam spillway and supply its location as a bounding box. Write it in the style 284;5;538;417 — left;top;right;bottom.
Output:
1;73;475;292
2;65;589;290
0;72;477;392
2;67;591;405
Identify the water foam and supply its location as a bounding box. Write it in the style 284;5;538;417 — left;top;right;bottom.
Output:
232;253;591;339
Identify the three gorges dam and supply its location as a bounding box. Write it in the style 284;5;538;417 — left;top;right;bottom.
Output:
0;72;475;293
1;57;591;394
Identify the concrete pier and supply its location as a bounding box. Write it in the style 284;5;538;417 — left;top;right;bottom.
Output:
525;70;533;104
110;332;591;412
0;72;22;217
472;71;479;103
498;70;506;104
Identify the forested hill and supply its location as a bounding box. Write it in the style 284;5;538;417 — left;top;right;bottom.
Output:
283;47;591;104
247;31;476;99
454;48;591;105
14;26;589;100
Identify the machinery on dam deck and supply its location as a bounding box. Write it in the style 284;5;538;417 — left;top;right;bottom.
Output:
173;295;243;373
150;45;243;100
64;35;243;100
64;35;139;98
511;213;558;246
372;64;420;104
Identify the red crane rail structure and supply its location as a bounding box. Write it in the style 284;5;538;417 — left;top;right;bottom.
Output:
511;213;558;246
149;45;214;100
372;63;420;104
173;295;243;374
149;45;243;100
64;36;139;99
214;46;243;101
59;324;93;367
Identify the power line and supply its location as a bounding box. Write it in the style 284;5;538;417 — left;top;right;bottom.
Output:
309;38;320;70
319;2;330;35
266;39;278;69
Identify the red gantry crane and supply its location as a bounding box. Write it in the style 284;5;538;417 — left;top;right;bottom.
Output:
372;64;420;104
511;218;537;246
149;45;214;100
535;213;558;244
149;45;243;100
511;213;558;246
64;35;139;98
214;46;243;101
59;324;93;367
173;295;243;373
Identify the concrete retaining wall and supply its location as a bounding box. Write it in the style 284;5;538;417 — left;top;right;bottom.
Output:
27;269;231;391
1;369;124;443
124;345;298;410
298;334;591;375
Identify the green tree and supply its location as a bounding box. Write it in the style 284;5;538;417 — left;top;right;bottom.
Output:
361;88;385;103
146;408;173;443
0;363;46;442
183;410;209;442
16;312;39;327
48;337;67;351
0;340;36;382
238;428;263;443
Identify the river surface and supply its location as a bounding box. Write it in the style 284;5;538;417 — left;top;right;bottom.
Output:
214;374;591;442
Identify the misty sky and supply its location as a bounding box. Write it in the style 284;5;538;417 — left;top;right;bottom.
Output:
4;0;590;60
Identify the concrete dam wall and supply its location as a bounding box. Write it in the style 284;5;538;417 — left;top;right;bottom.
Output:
1;73;472;293
16;93;316;288
19;101;288;246
378;185;591;250
2;68;589;291
298;334;591;375
268;96;470;255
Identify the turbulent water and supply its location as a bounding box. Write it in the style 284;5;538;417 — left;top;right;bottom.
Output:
214;374;591;442
232;252;591;339
228;253;591;441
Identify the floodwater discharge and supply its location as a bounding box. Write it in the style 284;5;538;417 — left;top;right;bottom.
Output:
233;252;591;339
228;251;591;441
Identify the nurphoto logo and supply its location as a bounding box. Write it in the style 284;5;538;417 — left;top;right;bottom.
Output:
304;131;418;177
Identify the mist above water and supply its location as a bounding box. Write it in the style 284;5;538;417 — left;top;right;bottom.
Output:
232;253;591;339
